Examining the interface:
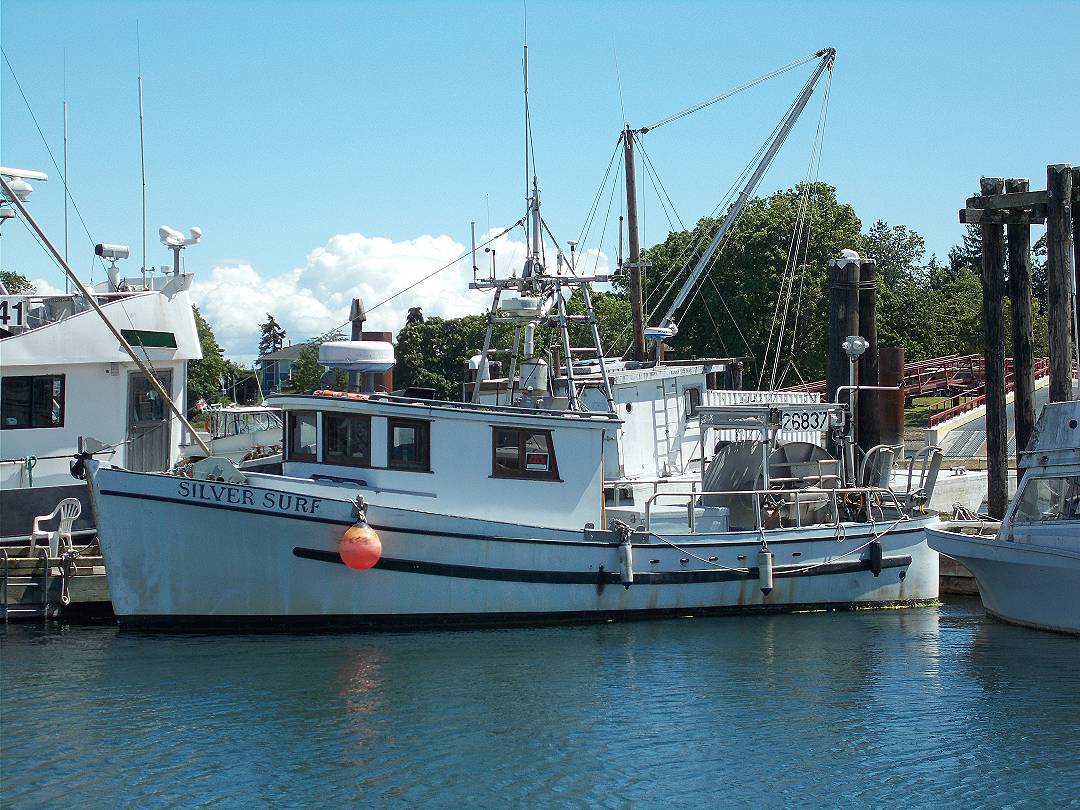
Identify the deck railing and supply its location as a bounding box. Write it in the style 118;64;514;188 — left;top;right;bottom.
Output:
642;486;906;535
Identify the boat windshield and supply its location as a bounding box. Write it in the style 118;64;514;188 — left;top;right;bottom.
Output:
1012;475;1080;523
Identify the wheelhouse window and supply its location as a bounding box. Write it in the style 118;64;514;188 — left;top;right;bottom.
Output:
286;411;318;462
684;387;701;417
492;427;559;480
324;413;371;468
1013;475;1080;523
1;375;65;429
388;418;430;471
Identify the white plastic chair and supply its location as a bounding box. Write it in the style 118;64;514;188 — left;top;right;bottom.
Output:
29;498;82;557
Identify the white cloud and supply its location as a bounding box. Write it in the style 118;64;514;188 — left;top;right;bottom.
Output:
190;228;610;365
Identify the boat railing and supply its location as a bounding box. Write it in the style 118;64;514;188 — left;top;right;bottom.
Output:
642;485;908;535
0;289;159;335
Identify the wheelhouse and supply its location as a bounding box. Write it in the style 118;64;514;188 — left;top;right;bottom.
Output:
271;391;618;530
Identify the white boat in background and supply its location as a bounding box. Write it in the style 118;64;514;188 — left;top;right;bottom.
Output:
0;166;202;546
927;400;1080;635
180;404;283;468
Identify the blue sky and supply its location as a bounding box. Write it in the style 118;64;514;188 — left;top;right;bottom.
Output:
3;0;1078;362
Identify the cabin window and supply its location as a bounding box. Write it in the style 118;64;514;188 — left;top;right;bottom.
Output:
286;411;318;462
324;413;371;467
388;418;430;471
1;375;65;430
1013;475;1080;523
684;387;701;417
492;427;559;480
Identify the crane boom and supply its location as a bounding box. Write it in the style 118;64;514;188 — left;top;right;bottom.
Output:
654;47;835;335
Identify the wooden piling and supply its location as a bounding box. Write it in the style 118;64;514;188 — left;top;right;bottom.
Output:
980;177;1008;519
1046;164;1075;402
857;259;880;453
876;347;906;452
826;257;860;405
1073;167;1080;335
1005;178;1036;460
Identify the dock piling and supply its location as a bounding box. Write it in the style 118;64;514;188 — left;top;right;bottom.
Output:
1005;178;1037;461
979;177;1009;519
1046;164;1075;402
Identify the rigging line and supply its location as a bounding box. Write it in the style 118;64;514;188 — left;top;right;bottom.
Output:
1;48;107;275
575;137;623;255
761;177;814;389
784;67;832;371
639;109;783;318
643;50;822;131
765;63;832;388
589;151;625;277
640;154;677;233
637;140;685;231
366;219;525;314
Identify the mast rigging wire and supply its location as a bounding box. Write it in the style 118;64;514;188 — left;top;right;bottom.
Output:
641;50;824;132
2;48;106;276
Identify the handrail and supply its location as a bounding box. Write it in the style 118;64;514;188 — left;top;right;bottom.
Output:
642;485;906;534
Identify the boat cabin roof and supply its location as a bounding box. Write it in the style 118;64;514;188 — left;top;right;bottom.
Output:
269;390;620;431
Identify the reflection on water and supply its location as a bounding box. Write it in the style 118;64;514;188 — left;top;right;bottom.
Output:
2;600;1078;807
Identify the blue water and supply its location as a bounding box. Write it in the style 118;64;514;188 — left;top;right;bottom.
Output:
2;600;1079;808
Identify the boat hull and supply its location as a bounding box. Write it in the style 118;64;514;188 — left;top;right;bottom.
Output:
90;466;939;629
927;523;1080;636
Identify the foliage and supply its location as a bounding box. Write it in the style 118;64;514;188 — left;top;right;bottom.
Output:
406;307;425;325
640;182;863;382
285;328;348;393
395;315;515;401
258;313;287;356
188;307;230;407
0;270;34;294
392;290;632;401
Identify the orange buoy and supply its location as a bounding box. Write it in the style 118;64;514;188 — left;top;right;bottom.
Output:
339;523;382;570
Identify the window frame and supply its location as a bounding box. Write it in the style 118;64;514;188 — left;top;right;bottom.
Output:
1;374;66;430
285;410;319;462
684;386;702;418
323;412;373;468
387;417;431;472
490;426;560;481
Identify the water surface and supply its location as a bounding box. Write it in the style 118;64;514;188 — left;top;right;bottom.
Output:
3;600;1078;808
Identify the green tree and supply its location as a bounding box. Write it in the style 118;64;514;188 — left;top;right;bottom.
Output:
288;343;324;393
640;182;864;382
285;328;347;393
0;270;34;293
258;313;287;356
187;307;229;407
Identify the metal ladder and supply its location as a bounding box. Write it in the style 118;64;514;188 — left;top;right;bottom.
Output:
1;548;56;621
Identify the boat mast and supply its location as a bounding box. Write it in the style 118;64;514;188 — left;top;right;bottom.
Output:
137;24;149;289
622;126;646;361
653;48;835;340
0;174;211;456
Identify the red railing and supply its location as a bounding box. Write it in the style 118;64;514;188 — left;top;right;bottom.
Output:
782;353;984;398
927;357;1053;427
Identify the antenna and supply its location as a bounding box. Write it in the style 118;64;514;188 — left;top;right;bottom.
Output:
63;49;69;293
471;221;478;283
523;44;530;219
137;22;148;289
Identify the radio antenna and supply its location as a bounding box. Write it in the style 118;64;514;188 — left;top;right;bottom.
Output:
137;22;148;288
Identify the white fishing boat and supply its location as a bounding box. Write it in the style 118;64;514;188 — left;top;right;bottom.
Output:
0;166;203;547
72;46;938;628
927;400;1080;635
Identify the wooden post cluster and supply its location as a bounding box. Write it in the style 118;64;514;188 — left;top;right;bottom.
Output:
961;162;1080;515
